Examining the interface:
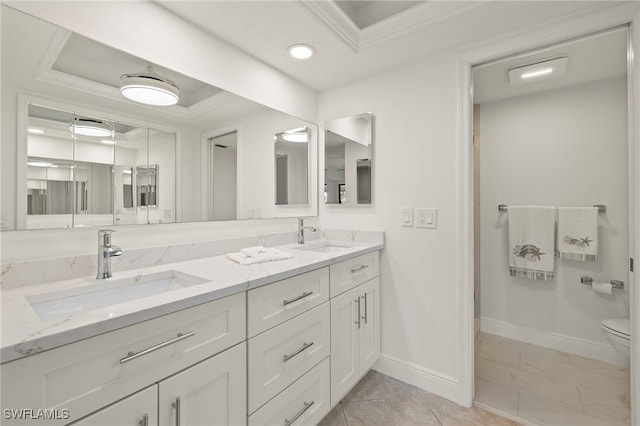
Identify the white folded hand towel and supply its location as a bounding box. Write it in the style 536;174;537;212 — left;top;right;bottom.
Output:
508;205;556;281
226;246;294;265
240;246;268;257
557;207;598;261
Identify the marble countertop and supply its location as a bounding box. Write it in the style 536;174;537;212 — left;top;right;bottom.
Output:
1;238;383;364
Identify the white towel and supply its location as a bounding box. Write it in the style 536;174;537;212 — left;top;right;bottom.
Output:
557;207;598;261
508;206;556;281
226;247;294;265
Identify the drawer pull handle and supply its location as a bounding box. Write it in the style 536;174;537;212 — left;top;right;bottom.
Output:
139;414;149;426
283;342;314;362
120;331;196;364
172;397;181;426
350;264;369;273
283;291;313;306
284;400;315;426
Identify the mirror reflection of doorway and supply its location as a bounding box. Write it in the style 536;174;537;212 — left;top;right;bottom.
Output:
208;132;237;221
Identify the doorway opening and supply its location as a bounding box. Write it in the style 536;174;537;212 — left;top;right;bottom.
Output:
471;27;632;425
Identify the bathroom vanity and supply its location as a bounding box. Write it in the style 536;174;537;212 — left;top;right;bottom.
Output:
0;237;382;425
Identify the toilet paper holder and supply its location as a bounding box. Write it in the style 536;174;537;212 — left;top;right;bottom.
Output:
580;276;624;290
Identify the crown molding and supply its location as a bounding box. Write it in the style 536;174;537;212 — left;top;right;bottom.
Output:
359;1;486;50
296;0;360;52
296;0;488;53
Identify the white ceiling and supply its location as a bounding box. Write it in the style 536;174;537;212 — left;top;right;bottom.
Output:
2;0;633;126
473;27;628;104
158;0;630;91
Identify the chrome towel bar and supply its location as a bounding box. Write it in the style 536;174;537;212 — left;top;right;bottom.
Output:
498;204;606;213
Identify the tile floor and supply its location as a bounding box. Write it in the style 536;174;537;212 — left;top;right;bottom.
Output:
474;332;631;426
319;370;520;426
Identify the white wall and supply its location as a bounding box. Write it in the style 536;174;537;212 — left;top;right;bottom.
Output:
319;50;462;399
479;78;629;346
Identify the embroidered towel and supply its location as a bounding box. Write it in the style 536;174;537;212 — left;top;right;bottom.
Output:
508;206;556;281
557;207;598;261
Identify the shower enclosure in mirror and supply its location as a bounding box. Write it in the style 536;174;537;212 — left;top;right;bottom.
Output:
324;113;374;205
21;103;176;229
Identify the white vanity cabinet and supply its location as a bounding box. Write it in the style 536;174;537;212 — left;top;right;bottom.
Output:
69;385;157;426
330;253;380;407
157;342;246;426
247;268;331;423
0;292;246;426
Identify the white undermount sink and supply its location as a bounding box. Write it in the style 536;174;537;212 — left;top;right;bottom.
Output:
293;242;354;253
27;270;208;321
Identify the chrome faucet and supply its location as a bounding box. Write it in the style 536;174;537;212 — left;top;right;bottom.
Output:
297;218;317;245
96;229;123;279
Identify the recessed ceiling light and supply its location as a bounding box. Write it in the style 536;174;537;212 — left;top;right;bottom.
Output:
120;65;179;106
28;128;44;134
288;44;315;60
27;161;53;168
70;118;113;137
508;57;568;85
282;127;309;143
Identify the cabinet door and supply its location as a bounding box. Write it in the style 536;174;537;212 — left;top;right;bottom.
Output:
330;286;360;407
359;277;380;373
158;343;246;426
69;385;157;426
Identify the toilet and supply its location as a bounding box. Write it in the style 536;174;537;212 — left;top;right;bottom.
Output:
601;318;631;365
601;318;631;406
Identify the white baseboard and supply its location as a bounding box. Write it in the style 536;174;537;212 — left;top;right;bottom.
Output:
373;353;461;404
480;317;628;366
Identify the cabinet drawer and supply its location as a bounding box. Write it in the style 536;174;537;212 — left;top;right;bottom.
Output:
329;251;379;297
248;268;329;337
0;293;245;425
248;302;330;413
249;357;330;426
68;385;157;426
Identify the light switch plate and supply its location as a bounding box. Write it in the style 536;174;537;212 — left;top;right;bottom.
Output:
415;208;437;229
401;208;413;227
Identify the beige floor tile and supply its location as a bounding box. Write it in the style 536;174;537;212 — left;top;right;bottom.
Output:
518;393;622;426
521;352;630;393
477;340;522;368
418;385;521;426
318;403;348;426
342;396;441;426
478;333;570;365
475;357;583;411
579;386;631;425
474;378;519;416
343;370;418;402
569;354;631;379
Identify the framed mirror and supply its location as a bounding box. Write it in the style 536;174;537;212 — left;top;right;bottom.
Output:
324;113;374;205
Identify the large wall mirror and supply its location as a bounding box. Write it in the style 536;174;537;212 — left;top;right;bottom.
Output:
2;5;317;230
324;113;374;205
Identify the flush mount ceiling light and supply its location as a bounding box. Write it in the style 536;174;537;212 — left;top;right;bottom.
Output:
120;65;179;106
70;118;113;138
288;44;315;60
28;128;44;134
282;127;308;143
508;57;568;85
